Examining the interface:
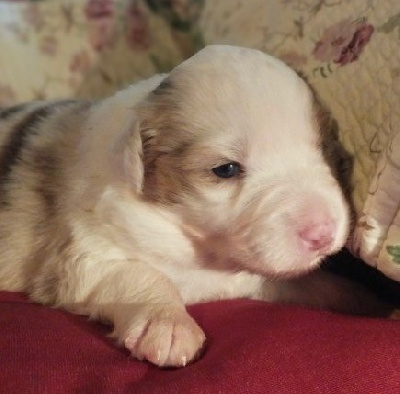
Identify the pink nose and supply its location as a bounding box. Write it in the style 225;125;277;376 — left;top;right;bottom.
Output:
298;220;335;252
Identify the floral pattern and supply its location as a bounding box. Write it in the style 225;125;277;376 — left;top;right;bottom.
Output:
312;18;374;66
387;246;400;264
126;1;152;51
84;0;114;20
0;0;204;102
1;0;400;281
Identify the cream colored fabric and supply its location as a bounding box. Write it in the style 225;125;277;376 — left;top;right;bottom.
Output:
201;0;400;279
0;0;201;104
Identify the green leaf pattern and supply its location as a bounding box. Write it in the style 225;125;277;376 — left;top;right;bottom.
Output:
387;246;400;265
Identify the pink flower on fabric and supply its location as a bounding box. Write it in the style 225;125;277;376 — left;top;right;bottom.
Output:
126;2;151;51
84;0;116;52
69;50;92;73
84;0;114;20
22;4;44;30
69;50;93;88
313;19;374;66
88;18;116;52
39;36;58;56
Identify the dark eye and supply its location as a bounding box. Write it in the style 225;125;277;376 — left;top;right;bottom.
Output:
212;162;242;179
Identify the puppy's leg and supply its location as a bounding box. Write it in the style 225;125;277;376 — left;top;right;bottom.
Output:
62;259;205;367
262;270;391;317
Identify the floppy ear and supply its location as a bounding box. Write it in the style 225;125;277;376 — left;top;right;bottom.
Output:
313;95;354;202
113;78;174;195
298;72;354;200
113;120;145;194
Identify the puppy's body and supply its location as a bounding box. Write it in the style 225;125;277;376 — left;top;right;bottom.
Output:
0;46;380;367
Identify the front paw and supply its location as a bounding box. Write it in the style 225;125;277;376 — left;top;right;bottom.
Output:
121;306;206;367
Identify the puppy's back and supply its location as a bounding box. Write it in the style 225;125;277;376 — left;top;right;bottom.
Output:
0;100;90;293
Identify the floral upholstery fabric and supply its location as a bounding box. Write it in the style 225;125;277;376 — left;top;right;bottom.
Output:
0;0;203;104
1;0;399;280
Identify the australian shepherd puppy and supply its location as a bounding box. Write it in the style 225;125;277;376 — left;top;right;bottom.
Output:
0;45;385;367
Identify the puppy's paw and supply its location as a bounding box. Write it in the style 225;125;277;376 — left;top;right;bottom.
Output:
122;307;206;367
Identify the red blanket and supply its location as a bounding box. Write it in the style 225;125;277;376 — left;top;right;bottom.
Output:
1;291;399;393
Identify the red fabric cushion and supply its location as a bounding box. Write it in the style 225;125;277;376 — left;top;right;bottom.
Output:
1;291;400;394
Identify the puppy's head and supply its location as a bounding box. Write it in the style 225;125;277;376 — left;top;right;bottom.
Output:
126;45;351;278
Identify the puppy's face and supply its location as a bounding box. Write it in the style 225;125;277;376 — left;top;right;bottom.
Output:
135;46;350;278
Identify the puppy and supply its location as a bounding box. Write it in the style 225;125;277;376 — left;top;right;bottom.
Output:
0;45;383;367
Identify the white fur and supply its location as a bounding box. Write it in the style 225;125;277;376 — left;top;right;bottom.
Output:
0;46;358;367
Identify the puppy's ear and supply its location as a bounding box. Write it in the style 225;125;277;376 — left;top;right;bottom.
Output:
313;95;354;202
114;78;175;195
298;73;354;201
136;79;184;201
113;120;145;194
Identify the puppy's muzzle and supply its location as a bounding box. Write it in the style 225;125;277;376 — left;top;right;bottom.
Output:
298;216;336;255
